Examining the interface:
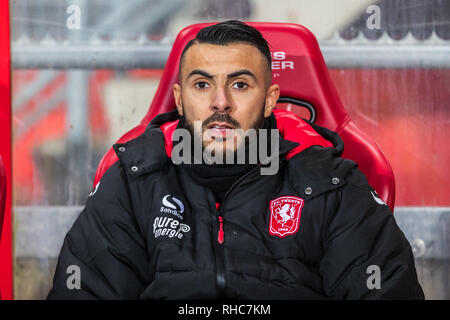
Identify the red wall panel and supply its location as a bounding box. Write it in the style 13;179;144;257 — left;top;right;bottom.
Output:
330;69;450;206
0;0;13;300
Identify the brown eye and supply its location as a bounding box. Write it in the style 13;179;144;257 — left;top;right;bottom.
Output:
232;81;248;89
194;81;210;89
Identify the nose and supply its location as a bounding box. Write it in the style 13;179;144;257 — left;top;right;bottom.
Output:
210;87;232;114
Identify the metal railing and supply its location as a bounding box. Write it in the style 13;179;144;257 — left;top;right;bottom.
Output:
13;205;450;299
11;42;450;70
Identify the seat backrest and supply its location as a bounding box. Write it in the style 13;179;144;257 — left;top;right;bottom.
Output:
0;155;6;238
94;22;395;211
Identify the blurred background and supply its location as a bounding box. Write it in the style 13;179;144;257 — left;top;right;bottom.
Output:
7;0;450;299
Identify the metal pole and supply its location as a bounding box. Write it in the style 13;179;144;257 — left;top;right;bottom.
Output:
66;0;89;205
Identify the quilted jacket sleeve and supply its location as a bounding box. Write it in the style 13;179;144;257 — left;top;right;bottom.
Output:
47;163;149;299
319;167;424;299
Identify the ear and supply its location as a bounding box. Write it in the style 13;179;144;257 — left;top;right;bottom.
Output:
264;84;280;118
173;83;183;116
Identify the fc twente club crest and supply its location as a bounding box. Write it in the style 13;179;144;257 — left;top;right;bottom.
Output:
269;196;304;238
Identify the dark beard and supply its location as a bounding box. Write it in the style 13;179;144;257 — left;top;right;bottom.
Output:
174;103;272;202
180;101;267;151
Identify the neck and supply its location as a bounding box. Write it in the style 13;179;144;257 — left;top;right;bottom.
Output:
173;114;276;202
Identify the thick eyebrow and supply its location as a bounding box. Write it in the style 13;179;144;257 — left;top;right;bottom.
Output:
187;69;213;80
186;69;257;82
227;69;257;81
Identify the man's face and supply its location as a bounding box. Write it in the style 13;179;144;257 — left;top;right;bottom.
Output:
173;42;280;155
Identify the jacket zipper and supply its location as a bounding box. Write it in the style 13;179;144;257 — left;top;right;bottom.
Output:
216;164;261;243
212;157;287;297
217;215;224;244
214;210;226;297
212;164;263;297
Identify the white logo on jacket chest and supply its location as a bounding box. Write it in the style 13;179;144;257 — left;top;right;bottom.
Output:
161;194;184;220
153;216;190;240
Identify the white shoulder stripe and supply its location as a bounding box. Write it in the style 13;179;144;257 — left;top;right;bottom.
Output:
371;190;387;206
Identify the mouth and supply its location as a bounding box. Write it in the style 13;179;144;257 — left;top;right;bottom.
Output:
205;122;235;138
207;122;235;130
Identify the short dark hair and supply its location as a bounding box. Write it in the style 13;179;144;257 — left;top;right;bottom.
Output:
179;20;272;79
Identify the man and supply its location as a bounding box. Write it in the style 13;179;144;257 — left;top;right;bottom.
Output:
48;21;424;299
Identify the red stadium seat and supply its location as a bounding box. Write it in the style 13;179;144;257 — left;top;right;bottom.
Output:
0;155;6;238
93;22;396;211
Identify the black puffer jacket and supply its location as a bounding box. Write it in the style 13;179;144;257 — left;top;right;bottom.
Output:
48;110;424;300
